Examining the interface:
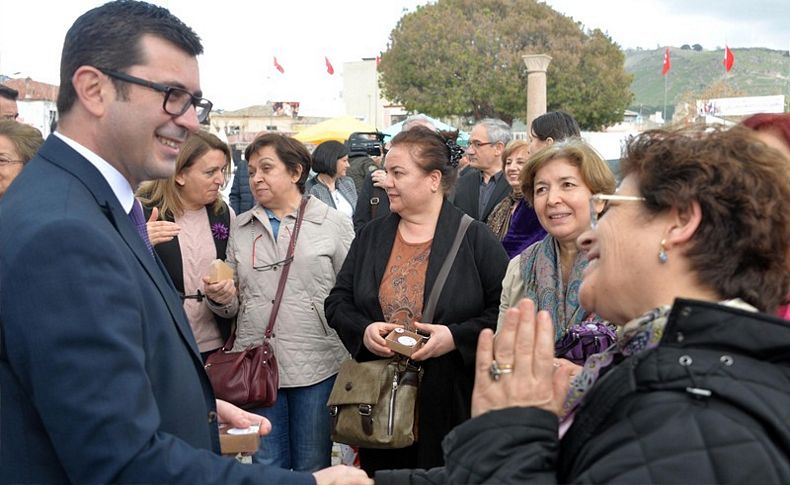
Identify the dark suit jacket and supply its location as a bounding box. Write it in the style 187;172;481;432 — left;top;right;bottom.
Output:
325;200;508;469
0;136;311;484
451;168;512;221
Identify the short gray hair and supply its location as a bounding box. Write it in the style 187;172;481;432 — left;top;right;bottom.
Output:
403;115;436;132
477;118;512;146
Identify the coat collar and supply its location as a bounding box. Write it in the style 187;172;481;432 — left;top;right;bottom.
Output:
664;298;790;359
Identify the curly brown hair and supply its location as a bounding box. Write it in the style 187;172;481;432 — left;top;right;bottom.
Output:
620;124;790;312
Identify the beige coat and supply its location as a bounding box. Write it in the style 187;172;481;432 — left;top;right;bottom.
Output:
209;197;353;387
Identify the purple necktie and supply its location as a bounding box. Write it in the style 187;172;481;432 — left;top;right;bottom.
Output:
128;199;155;258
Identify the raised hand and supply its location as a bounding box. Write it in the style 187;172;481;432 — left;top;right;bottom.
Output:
146;206;180;246
471;298;574;418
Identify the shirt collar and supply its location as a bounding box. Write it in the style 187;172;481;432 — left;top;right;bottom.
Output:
263;207;280;222
53;131;135;213
480;170;503;184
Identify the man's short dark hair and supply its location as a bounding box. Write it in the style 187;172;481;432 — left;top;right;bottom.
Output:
0;84;19;101
57;0;203;115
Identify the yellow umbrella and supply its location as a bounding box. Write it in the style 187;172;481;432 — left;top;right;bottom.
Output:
293;116;376;145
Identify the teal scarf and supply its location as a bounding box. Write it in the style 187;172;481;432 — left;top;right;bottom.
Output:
520;236;596;341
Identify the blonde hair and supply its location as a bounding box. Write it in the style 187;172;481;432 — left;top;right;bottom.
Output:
520;138;616;206
137;131;231;219
0;120;44;163
500;139;529;171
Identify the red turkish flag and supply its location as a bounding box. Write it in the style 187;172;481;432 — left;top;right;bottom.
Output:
325;56;335;75
273;56;284;74
724;46;734;72
662;47;671;76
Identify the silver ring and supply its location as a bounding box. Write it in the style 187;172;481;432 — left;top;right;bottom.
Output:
489;360;514;381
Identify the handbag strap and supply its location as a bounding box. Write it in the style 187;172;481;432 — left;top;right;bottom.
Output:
264;196;309;339
422;214;473;323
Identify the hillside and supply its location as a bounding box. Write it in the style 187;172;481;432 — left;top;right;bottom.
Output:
624;47;789;117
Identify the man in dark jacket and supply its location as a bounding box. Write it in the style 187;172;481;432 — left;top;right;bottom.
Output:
451;118;512;221
229;157;254;213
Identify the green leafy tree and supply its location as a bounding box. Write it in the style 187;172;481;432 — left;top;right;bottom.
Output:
378;0;633;130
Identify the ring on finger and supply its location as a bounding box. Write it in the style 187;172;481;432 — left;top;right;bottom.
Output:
489;360;514;381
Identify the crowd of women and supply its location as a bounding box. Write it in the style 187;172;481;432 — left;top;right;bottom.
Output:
1;109;787;483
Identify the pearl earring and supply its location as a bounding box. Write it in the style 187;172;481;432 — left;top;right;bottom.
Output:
658;239;668;264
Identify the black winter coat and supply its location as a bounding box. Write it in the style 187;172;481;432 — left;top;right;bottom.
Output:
377;299;790;484
229;159;254;214
325;200;508;473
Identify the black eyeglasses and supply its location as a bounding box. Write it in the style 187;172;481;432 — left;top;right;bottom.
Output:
96;67;213;123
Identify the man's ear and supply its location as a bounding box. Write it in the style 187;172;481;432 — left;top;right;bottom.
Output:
665;200;702;249
71;66;112;117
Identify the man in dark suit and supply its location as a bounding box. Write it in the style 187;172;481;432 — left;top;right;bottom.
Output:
451;118;513;221
0;2;369;484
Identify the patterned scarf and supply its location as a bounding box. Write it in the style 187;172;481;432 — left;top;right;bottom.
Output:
561;298;757;418
486;192;521;240
520;236;594;341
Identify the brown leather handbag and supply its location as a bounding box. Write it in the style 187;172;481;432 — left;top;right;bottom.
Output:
205;197;308;409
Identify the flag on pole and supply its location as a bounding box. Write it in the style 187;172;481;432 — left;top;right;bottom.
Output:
273;56;285;74
376;55;382;67
325;56;335;75
724;46;734;72
662;47;671;76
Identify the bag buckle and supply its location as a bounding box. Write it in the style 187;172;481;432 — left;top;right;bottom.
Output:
329;405;338;417
358;404;372;416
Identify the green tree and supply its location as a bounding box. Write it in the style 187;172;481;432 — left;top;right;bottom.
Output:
378;0;633;130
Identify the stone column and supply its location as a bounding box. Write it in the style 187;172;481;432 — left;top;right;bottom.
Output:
522;54;552;134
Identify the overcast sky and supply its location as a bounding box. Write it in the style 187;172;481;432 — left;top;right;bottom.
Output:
1;0;787;115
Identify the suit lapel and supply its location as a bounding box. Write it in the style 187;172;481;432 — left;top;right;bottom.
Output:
40;137;203;361
467;170;480;218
